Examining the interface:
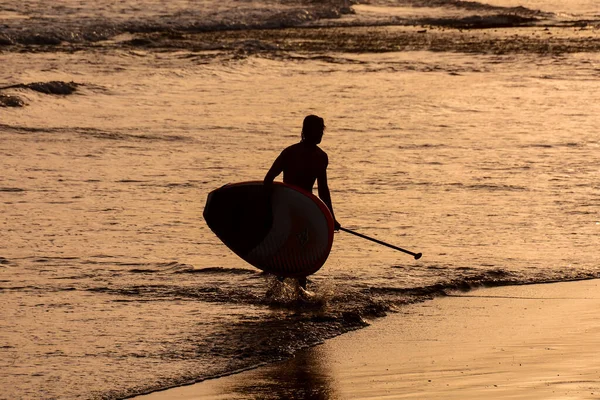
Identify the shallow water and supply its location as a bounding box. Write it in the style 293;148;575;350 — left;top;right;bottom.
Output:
1;0;600;399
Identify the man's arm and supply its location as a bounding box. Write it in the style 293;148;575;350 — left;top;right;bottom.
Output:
264;151;285;186
317;162;341;231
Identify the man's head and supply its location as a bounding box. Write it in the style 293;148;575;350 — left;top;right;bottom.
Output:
301;115;325;145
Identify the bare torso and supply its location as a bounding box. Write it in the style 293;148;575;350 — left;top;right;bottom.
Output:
278;142;328;193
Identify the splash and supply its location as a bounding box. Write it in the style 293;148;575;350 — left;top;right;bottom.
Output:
263;275;331;309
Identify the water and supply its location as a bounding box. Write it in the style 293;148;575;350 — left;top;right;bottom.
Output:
1;0;600;398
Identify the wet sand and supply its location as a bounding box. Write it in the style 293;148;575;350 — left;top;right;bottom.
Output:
135;279;600;399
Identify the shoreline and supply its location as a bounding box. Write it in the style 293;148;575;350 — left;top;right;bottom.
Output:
134;279;600;399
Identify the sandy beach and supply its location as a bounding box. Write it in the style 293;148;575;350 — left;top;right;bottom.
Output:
135;279;600;399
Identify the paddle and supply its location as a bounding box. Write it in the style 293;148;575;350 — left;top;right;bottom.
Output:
339;227;422;260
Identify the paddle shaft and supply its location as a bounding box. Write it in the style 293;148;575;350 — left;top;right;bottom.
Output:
340;227;422;260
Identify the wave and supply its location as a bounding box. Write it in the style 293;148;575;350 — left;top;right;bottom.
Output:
0;187;25;192
106;23;600;57
448;182;529;191
0;122;191;142
0;0;597;56
125;265;255;275
0;82;75;113
0;81;79;107
85;265;600;313
0;1;353;47
389;0;551;16
418;13;539;29
0;81;79;95
172;266;256;275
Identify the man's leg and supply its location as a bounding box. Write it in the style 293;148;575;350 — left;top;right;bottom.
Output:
298;276;307;290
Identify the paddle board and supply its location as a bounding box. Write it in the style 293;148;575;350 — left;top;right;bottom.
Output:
203;181;334;277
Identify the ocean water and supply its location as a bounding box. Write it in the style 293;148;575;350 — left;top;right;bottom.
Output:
1;0;600;398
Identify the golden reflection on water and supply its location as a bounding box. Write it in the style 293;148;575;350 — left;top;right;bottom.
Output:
2;43;600;400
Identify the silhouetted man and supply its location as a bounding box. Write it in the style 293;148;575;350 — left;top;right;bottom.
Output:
264;115;341;289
